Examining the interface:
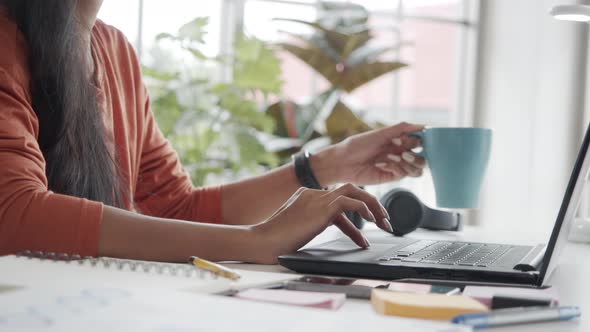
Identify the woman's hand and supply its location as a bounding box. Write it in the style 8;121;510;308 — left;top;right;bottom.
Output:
311;122;427;186
251;184;392;264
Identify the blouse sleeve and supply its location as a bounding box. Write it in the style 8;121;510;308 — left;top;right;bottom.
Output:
0;68;103;256
133;87;223;224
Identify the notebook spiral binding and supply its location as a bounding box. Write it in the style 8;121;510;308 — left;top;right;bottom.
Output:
15;250;216;279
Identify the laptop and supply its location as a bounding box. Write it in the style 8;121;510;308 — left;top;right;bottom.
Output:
279;123;590;287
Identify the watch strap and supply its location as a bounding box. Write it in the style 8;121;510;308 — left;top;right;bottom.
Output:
293;151;323;190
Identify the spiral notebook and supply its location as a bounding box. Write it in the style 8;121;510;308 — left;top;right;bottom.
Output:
0;251;232;294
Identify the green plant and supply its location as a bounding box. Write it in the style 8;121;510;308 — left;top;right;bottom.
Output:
267;1;407;157
143;17;282;186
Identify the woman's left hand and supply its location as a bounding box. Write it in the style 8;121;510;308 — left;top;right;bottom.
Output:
312;122;427;186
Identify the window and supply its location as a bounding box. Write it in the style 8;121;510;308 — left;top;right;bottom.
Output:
98;0;480;203
98;0;140;48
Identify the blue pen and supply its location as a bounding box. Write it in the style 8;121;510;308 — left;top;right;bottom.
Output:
452;306;581;329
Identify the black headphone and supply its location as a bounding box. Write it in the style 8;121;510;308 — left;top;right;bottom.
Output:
380;188;462;236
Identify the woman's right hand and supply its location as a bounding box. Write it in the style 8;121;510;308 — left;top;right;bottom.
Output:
251;184;392;264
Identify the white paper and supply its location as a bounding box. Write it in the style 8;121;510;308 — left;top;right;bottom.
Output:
0;286;471;332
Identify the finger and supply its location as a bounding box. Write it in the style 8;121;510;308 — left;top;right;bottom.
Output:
328;188;392;233
379;122;425;140
372;164;399;183
328;184;384;220
392;135;421;150
398;160;423;177
385;152;425;168
327;194;375;222
375;160;408;178
333;213;370;248
401;152;426;168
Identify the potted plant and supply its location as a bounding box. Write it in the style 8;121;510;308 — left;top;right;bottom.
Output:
267;1;408;159
143;17;283;186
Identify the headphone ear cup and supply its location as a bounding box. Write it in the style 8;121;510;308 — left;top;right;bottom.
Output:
380;188;425;236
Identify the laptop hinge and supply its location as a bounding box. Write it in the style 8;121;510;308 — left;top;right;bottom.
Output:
513;244;546;272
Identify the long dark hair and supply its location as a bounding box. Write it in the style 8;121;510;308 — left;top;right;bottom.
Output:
2;0;124;207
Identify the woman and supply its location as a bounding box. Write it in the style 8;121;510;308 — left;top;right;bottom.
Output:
0;0;425;264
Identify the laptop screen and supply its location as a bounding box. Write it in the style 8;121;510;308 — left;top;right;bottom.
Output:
538;122;590;286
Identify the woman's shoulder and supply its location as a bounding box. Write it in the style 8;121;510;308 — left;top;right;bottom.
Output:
93;19;140;66
93;20;131;48
92;19;145;100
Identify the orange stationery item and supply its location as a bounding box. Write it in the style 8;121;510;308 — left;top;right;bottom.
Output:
371;289;488;320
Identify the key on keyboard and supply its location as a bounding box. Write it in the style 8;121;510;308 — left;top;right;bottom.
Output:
439;244;483;265
378;241;519;269
401;242;452;262
476;245;512;267
420;243;465;264
377;240;436;261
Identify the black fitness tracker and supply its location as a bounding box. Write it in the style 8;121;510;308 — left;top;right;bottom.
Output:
293;151;323;190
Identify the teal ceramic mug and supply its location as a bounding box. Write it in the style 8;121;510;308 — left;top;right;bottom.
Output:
408;127;492;209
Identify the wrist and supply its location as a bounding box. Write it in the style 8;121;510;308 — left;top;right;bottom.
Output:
309;146;341;187
246;223;280;264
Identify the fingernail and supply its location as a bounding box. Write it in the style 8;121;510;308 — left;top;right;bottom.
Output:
367;211;376;222
381;206;390;219
375;162;387;168
387;154;401;162
392;138;402;146
402;152;415;163
363;238;371;248
383;218;393;232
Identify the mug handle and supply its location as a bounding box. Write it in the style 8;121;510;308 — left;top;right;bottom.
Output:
405;130;426;159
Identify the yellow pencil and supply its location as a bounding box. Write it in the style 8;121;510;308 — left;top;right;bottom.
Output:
188;256;241;281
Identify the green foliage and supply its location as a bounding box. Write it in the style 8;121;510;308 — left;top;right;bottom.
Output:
177;17;209;42
233;37;283;94
268;1;409;152
144;17;281;186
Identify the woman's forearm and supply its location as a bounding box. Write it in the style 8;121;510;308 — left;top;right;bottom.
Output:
220;148;340;225
97;205;266;263
220;164;298;225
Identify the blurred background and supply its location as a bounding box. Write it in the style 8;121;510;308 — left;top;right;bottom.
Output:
98;0;590;238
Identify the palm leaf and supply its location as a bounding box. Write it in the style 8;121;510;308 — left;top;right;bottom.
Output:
325;102;372;143
346;42;411;67
339;29;372;59
340;61;407;93
273;18;368;56
266;101;299;138
299;89;340;141
278;31;340;62
279;43;339;86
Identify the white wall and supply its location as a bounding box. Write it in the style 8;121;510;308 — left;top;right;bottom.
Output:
473;0;588;236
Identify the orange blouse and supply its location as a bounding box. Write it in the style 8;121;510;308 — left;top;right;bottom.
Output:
0;14;223;257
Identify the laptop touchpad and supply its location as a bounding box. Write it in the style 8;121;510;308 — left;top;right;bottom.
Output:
300;238;413;262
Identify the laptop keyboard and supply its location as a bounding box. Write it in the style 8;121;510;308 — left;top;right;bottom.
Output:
377;240;518;267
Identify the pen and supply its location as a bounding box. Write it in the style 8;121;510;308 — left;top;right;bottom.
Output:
452;306;581;329
188;256;241;281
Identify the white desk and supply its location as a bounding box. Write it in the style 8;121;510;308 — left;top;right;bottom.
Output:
225;225;589;332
